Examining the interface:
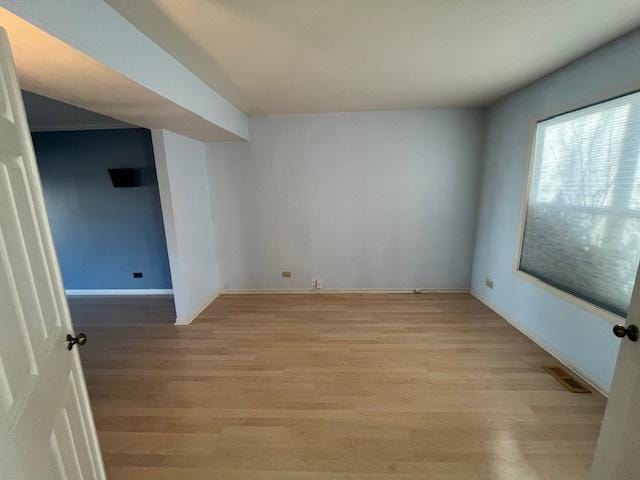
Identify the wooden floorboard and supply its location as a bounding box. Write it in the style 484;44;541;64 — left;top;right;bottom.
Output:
69;293;606;480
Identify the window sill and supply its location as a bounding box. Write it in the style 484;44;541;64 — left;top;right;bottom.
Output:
513;269;625;326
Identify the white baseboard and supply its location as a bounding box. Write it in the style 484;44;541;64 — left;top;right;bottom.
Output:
218;288;469;295
470;288;609;397
175;290;220;326
65;289;173;296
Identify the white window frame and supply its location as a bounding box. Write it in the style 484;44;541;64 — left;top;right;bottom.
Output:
512;91;640;325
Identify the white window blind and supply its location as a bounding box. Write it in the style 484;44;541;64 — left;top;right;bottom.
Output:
520;91;640;317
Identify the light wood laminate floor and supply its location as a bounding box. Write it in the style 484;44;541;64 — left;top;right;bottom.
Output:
69;294;606;480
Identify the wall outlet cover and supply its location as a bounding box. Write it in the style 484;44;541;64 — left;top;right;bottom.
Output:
282;271;292;278
316;279;323;289
485;278;494;289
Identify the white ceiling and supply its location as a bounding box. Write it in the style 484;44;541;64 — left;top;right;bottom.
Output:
106;0;640;115
0;8;238;141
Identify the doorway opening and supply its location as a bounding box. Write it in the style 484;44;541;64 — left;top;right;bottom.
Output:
24;91;176;328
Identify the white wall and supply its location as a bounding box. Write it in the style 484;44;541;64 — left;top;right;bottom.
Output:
471;30;640;393
207;109;485;291
152;130;220;324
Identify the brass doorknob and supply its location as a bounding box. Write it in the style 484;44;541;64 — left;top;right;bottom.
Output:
66;333;88;350
613;324;639;342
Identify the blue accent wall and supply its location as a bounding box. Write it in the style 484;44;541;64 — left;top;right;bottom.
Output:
33;128;172;290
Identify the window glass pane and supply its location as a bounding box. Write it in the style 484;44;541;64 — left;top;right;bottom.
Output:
520;91;640;317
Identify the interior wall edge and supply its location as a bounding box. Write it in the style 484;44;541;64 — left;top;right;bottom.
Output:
176;290;219;325
151;128;182;324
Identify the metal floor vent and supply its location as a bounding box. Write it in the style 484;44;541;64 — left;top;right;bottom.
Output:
543;366;591;394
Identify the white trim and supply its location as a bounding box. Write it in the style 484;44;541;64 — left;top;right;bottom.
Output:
65;289;173;296
512;116;539;274
175;291;219;326
470;288;609;397
219;288;469;295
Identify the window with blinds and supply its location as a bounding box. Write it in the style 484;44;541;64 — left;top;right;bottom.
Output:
519;91;640;317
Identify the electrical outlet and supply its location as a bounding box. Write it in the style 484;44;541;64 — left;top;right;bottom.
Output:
133;272;143;279
311;277;318;288
315;279;323;289
485;277;494;289
282;271;292;278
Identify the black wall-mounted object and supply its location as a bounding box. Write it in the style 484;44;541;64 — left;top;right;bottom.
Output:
108;168;142;188
133;272;143;279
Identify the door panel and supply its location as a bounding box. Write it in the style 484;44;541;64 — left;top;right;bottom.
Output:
0;26;105;480
589;267;640;479
6;153;63;330
50;372;99;480
0;208;39;425
1;157;51;345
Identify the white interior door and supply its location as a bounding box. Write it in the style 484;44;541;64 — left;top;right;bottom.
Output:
589;265;640;479
0;28;106;480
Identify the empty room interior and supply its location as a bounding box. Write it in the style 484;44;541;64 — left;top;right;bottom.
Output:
2;2;640;480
